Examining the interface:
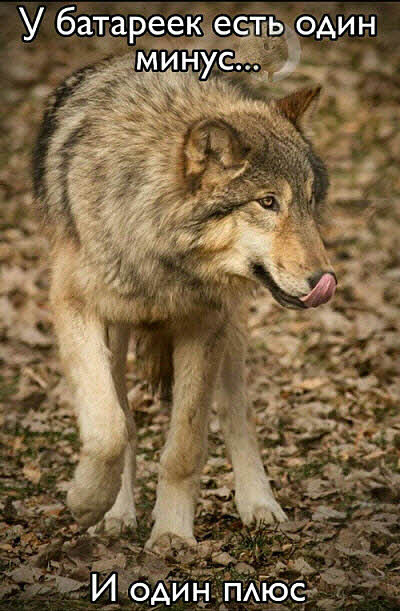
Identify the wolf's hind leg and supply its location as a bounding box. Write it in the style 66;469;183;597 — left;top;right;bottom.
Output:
91;323;137;535
216;321;287;526
51;273;128;528
147;318;225;549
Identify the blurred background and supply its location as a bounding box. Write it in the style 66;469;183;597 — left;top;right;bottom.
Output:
1;3;400;609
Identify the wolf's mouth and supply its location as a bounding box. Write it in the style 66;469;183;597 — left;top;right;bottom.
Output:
251;263;306;310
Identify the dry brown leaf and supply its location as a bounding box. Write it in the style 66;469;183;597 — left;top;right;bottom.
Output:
22;462;41;484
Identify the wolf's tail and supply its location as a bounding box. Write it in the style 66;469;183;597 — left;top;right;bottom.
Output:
134;326;173;402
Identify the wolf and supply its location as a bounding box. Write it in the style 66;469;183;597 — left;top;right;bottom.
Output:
33;53;336;548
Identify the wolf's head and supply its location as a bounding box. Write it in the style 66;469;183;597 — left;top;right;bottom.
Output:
181;86;336;309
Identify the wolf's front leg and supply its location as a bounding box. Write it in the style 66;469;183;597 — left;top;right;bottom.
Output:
147;319;225;548
217;321;287;526
90;323;137;535
52;291;129;529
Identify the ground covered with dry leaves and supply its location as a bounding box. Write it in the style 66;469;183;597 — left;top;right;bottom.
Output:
1;2;400;610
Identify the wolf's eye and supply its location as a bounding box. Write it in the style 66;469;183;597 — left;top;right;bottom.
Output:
257;195;280;212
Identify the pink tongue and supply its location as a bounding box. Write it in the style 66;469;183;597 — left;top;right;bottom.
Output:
300;273;336;308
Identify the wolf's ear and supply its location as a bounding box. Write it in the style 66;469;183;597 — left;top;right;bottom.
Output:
275;86;321;132
184;118;247;188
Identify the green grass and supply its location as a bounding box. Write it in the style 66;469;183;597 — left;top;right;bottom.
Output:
233;522;291;567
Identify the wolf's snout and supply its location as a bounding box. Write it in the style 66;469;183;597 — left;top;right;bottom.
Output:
300;272;337;308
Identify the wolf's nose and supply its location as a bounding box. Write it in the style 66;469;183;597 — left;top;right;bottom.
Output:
300;272;337;308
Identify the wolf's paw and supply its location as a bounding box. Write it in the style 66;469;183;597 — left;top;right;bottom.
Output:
236;492;287;526
89;511;137;537
68;487;109;529
89;481;137;536
89;492;137;536
147;480;196;550
67;456;123;529
145;531;197;554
